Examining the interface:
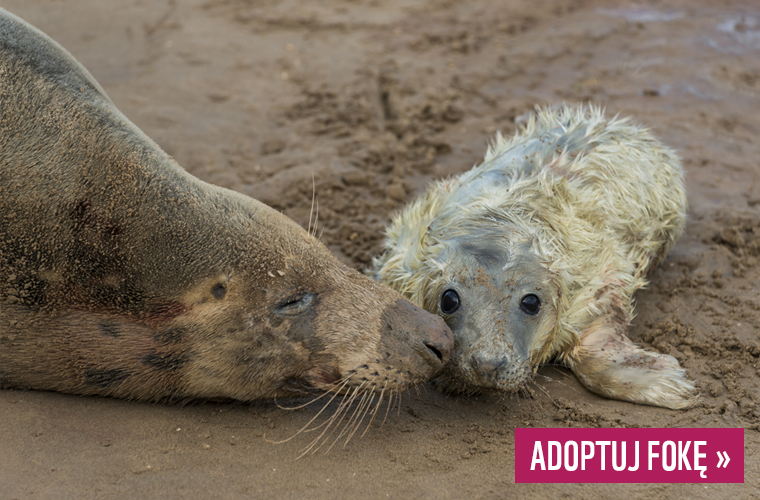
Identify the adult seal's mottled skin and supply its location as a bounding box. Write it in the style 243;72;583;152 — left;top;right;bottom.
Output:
0;10;454;403
373;105;699;410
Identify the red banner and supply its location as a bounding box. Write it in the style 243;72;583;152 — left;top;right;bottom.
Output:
515;428;744;483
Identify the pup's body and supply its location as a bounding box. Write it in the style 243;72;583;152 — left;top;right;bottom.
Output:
372;105;697;409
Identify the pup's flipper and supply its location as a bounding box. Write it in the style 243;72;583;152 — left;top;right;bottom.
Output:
569;318;699;410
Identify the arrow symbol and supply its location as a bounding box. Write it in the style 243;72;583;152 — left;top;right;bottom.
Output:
716;451;730;468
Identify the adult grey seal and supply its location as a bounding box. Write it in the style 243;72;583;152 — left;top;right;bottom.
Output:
0;9;454;403
372;105;698;410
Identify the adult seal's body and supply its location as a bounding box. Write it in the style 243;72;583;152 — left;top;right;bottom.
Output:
0;10;453;403
372;105;698;410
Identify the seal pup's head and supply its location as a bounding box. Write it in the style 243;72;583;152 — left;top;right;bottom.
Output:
372;104;698;409
424;238;557;393
376;216;560;394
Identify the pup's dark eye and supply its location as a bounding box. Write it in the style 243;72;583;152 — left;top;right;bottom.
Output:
520;294;541;315
440;289;460;314
276;293;314;316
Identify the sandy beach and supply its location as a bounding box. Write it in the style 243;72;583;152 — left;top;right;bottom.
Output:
1;0;758;498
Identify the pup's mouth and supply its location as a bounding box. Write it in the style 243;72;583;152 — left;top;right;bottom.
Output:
471;363;534;393
435;350;535;394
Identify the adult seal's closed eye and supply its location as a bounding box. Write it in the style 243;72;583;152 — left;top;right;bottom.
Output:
372;104;699;410
0;10;454;403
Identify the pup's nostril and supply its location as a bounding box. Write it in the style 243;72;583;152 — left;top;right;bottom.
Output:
494;356;509;372
424;341;444;363
470;354;511;378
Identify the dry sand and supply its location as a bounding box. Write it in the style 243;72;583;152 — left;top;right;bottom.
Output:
1;0;759;498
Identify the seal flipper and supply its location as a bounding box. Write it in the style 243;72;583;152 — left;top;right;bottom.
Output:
568;318;699;410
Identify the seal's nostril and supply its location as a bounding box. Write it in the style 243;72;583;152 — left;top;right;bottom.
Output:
424;341;444;363
494;356;509;372
471;354;510;376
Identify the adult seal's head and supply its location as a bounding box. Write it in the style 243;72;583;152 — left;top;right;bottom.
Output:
0;10;453;403
373;105;698;410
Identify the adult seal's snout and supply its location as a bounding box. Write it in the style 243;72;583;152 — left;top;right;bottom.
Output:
382;299;454;368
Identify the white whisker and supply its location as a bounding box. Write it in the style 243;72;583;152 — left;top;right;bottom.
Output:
308;172;316;237
361;386;386;438
381;391;394;427
267;377;351;445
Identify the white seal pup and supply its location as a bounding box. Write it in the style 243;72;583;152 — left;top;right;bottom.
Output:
372;105;698;410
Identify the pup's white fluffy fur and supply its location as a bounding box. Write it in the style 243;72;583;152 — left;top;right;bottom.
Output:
373;104;698;409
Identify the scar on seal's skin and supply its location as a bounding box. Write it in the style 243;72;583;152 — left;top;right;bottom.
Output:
144;301;193;327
